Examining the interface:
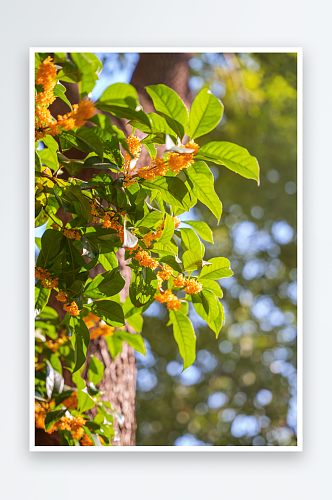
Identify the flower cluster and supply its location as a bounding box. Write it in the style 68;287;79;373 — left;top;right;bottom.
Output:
35;56;57;107
157;264;173;288
35;401;53;432
142;221;164;247
167;141;199;173
51;223;81;240
155;289;182;311
142;216;180;247
54;100;96;134
35;56;95;140
83;312;100;329
173;216;180;229
62;392;78;409
138;156;168;180
173;274;187;288
121;132;199;185
90;199;100;217
80;433;105;446
102;213;124;242
35;267;59;290
123;135;142;186
35;401;86;439
56;290;67;302
63;227;81;240
45;333;68;353
63;301;80;316
133;249;158;270
83;312;115;339
184;278;203;294
90;323;115;339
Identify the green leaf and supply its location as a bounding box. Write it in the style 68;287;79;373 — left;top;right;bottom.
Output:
53;390;76;408
71;53;102;97
199;257;233;280
97;102;152;129
66;279;85;299
146;84;189;139
115;330;146;355
96;84;150;129
98;82;138;106
182;220;214;243
42;135;59;155
90;300;125;328
180;228;204;257
137;211;163;229
35;282;51;313
144;142;157;158
199;278;223;298
169;310;196;370
126;313;143;333
212;300;225;338
44;409;67;431
88;356;105;386
38;229;64;268
185;162;222;222
39;148;58;171
142;176;191;211
98;252;118;271
83;268;125;299
62;240;86;278
129;268;158;308
65;185;92;222
70;317;90;373
83;156;119;171
191;291;223;335
78;387;96;413
158;213;174;245
57;60;80;83
57;153;84;176
158;255;182;274
104;329;145;359
201;290;219;320
53;83;72;110
149;112;176;136
105;333;123;360
49;354;62;376
188;88;224;139
61;129;104;160
195;141;260;184
75;128;104;160
35;151;42;173
182;250;203;271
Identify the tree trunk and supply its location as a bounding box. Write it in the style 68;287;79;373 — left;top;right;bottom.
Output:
35;52;191;447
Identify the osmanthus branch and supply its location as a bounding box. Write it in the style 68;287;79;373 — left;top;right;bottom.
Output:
41;205;59;226
41;172;60;186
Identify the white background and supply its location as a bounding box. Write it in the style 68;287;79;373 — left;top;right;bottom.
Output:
1;0;330;498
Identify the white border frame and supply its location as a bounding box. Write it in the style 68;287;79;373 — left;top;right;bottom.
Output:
30;47;303;452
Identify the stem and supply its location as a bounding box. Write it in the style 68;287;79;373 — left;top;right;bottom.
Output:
41;172;60;186
41;205;60;226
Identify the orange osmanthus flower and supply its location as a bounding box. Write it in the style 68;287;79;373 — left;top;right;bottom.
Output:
63;301;80;316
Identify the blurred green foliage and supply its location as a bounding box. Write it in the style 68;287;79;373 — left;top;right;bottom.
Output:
135;53;297;446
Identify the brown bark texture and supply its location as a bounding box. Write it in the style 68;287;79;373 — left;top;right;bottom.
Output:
35;52;191;447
